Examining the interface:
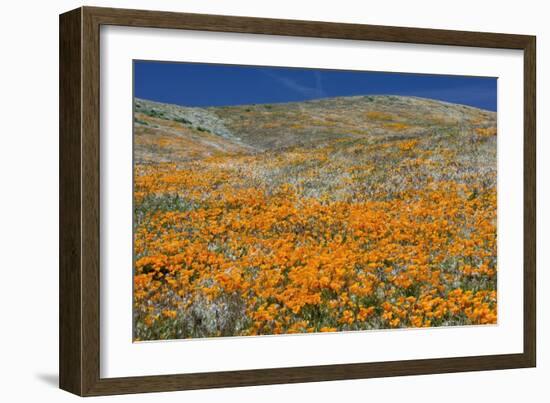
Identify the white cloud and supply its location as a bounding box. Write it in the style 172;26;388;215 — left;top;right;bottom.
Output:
262;70;326;98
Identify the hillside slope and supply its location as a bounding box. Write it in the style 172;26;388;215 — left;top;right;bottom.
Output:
133;95;497;340
134;95;496;161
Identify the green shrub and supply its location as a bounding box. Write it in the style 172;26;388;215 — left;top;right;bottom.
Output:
173;117;192;125
134;118;148;126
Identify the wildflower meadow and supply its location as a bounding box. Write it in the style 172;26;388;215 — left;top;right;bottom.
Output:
132;93;497;341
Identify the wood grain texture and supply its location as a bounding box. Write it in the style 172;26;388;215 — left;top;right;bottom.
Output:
59;6;537;396
523;37;537;367
59;7;82;396
85;6;532;49
85;354;531;396
81;6;102;396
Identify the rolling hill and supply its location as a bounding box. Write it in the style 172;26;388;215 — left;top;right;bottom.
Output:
133;95;497;340
134;95;496;161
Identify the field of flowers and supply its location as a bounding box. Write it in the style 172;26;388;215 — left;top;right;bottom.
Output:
133;96;497;340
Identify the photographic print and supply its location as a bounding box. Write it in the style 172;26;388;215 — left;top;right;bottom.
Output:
132;61;497;341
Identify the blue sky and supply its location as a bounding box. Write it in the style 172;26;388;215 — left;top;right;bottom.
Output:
134;61;497;111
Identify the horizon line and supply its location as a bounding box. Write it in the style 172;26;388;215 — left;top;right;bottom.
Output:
134;94;496;113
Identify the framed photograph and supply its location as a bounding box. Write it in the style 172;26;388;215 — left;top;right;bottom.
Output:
59;6;536;396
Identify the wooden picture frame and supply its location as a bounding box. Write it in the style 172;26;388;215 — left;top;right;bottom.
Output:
59;6;536;396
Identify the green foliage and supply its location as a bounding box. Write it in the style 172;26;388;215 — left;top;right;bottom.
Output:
141;108;165;119
173;116;192;125
134;118;148;126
